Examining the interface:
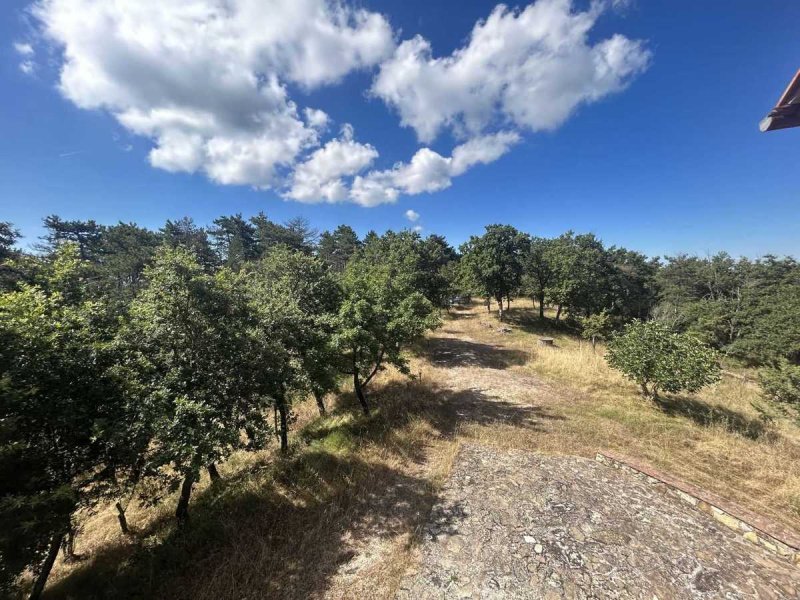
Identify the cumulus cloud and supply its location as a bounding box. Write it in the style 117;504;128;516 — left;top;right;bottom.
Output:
14;41;36;74
287;124;378;202
372;0;650;143
26;0;649;206
405;209;420;222
30;0;394;189
349;131;519;206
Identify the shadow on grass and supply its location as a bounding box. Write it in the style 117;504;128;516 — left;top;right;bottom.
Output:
419;337;529;370
46;449;443;600
45;375;560;600
655;395;774;441
503;307;578;338
305;378;564;465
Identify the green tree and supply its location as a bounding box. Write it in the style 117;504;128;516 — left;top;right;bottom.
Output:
161;217;218;270
335;249;440;415
0;244;125;599
523;236;557;319
39;215;105;261
759;360;800;407
460;225;529;321
118;247;273;523
96;221;162;302
318;224;361;272
247;246;342;427
578;310;611;351
209;213;257;268
606;320;721;400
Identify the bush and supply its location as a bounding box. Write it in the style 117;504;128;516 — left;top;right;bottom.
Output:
606;320;721;399
759;360;800;406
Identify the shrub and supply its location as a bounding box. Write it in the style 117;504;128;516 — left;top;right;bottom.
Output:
606;320;721;399
759;360;800;406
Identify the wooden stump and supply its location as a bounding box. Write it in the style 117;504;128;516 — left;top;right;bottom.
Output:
538;337;555;347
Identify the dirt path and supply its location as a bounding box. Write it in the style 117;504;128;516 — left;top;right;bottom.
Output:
396;321;800;598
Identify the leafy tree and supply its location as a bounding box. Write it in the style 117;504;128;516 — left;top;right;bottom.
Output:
460;225;529;320
0;221;20;261
118;247;273;523
318;224;361;272
247;246;342;429
0;244;125;598
523;236;558;318
0;222;22;291
578;310;611;351
606;247;659;320
335;247;440;415
209;213;257;268
759;360;800;407
250;212;315;256
39;215;105;261
606;320;721;399
96;222;162;302
161;217;218;270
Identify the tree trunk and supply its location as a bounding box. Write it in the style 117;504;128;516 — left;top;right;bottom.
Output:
207;463;221;483
496;295;505;321
314;391;326;416
354;371;370;416
591;336;597;353
115;502;129;535
29;532;64;600
276;396;289;452
175;472;195;525
506;296;511;311
486;297;491;312
538;292;545;319
555;304;562;322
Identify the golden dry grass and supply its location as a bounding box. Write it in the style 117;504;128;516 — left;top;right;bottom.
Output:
35;298;800;599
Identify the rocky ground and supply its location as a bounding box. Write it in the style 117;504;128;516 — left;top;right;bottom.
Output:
397;444;798;599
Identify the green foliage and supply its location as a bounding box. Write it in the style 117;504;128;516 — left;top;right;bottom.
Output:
0;244;125;594
460;225;528;319
116;247;274;515
318;224;361;272
336;237;440;413
578;310;611;349
606;320;721;399
759;360;800;406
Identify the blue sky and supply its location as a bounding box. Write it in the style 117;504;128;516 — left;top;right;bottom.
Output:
1;0;798;258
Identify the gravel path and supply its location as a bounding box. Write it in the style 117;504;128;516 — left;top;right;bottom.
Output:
397;444;799;599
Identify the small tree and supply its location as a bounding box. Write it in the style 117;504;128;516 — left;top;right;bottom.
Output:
578;310;611;351
606;320;721;399
459;225;528;321
118;247;274;523
0;245;126;599
336;252;440;415
759;360;800;407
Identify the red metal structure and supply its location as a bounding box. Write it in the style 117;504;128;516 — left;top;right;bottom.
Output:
760;69;800;132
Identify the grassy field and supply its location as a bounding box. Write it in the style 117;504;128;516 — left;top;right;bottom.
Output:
36;299;800;599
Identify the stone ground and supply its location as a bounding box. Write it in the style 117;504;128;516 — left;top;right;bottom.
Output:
397;444;799;599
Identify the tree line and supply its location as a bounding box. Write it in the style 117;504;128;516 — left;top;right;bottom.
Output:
1;215;798;597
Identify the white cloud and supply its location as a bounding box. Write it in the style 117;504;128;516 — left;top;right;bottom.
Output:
14;42;34;56
372;0;650;143
413;225;423;232
14;42;36;74
30;0;394;189
350;131;519;205
286;124;378;202
405;209;420;222
27;0;648;207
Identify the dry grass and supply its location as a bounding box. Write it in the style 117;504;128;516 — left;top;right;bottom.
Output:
35;298;800;599
448;299;800;531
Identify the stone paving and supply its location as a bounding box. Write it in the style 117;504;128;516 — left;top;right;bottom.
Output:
397;444;799;599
